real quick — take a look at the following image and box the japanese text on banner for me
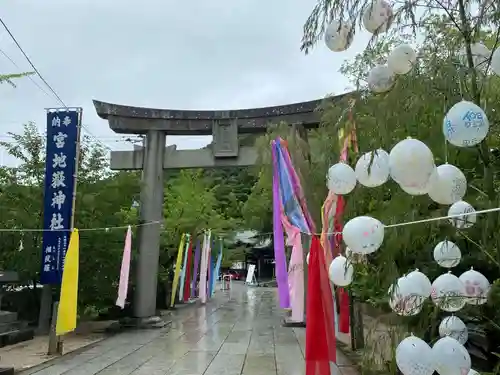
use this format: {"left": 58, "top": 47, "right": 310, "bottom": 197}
{"left": 40, "top": 110, "right": 80, "bottom": 285}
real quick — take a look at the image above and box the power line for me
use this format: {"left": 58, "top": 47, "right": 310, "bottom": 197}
{"left": 0, "top": 205, "right": 496, "bottom": 234}
{"left": 0, "top": 133, "right": 131, "bottom": 140}
{"left": 0, "top": 17, "right": 66, "bottom": 107}
{"left": 0, "top": 133, "right": 144, "bottom": 146}
{"left": 0, "top": 132, "right": 211, "bottom": 144}
{"left": 80, "top": 125, "right": 115, "bottom": 151}
{"left": 0, "top": 19, "right": 211, "bottom": 154}
{"left": 0, "top": 47, "right": 52, "bottom": 97}
{"left": 0, "top": 17, "right": 115, "bottom": 152}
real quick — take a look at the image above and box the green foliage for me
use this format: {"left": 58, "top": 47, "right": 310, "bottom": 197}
{"left": 206, "top": 167, "right": 257, "bottom": 221}
{"left": 0, "top": 124, "right": 245, "bottom": 315}
{"left": 221, "top": 246, "right": 247, "bottom": 268}
{"left": 0, "top": 72, "right": 35, "bottom": 88}
{"left": 158, "top": 169, "right": 240, "bottom": 281}
{"left": 244, "top": 8, "right": 500, "bottom": 372}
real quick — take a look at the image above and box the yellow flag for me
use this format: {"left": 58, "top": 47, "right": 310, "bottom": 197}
{"left": 170, "top": 234, "right": 186, "bottom": 307}
{"left": 56, "top": 229, "right": 79, "bottom": 336}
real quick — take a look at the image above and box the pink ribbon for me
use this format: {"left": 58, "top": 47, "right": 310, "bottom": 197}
{"left": 116, "top": 226, "right": 132, "bottom": 309}
{"left": 284, "top": 217, "right": 305, "bottom": 322}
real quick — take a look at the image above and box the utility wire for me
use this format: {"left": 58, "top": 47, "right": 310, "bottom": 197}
{"left": 0, "top": 205, "right": 497, "bottom": 234}
{"left": 0, "top": 20, "right": 211, "bottom": 153}
{"left": 0, "top": 47, "right": 52, "bottom": 97}
{"left": 0, "top": 17, "right": 114, "bottom": 152}
{"left": 0, "top": 17, "right": 66, "bottom": 106}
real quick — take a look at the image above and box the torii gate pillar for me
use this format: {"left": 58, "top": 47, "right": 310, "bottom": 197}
{"left": 134, "top": 130, "right": 165, "bottom": 322}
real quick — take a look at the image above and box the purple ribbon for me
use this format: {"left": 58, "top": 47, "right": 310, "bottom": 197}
{"left": 279, "top": 138, "right": 315, "bottom": 233}
{"left": 272, "top": 141, "right": 290, "bottom": 308}
{"left": 191, "top": 240, "right": 201, "bottom": 298}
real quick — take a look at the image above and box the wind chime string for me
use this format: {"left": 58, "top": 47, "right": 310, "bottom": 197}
{"left": 384, "top": 206, "right": 500, "bottom": 228}
{"left": 443, "top": 102, "right": 449, "bottom": 164}
{"left": 299, "top": 205, "right": 500, "bottom": 235}
{"left": 0, "top": 220, "right": 164, "bottom": 233}
{"left": 0, "top": 205, "right": 498, "bottom": 236}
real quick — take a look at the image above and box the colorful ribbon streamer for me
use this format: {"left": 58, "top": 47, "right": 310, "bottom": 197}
{"left": 199, "top": 230, "right": 211, "bottom": 304}
{"left": 272, "top": 142, "right": 291, "bottom": 309}
{"left": 116, "top": 226, "right": 132, "bottom": 309}
{"left": 284, "top": 222, "right": 305, "bottom": 322}
{"left": 183, "top": 240, "right": 193, "bottom": 302}
{"left": 305, "top": 236, "right": 336, "bottom": 375}
{"left": 179, "top": 235, "right": 191, "bottom": 302}
{"left": 208, "top": 253, "right": 214, "bottom": 297}
{"left": 191, "top": 240, "right": 201, "bottom": 298}
{"left": 170, "top": 234, "right": 186, "bottom": 307}
{"left": 56, "top": 229, "right": 79, "bottom": 336}
{"left": 272, "top": 137, "right": 316, "bottom": 318}
{"left": 212, "top": 239, "right": 223, "bottom": 295}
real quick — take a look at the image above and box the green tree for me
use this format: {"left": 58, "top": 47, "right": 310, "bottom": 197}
{"left": 243, "top": 9, "right": 500, "bottom": 371}
{"left": 299, "top": 0, "right": 500, "bottom": 370}
{"left": 0, "top": 123, "right": 142, "bottom": 315}
{"left": 0, "top": 123, "right": 252, "bottom": 319}
{"left": 207, "top": 167, "right": 256, "bottom": 221}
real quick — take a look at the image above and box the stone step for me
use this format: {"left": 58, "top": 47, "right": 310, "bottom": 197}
{"left": 0, "top": 312, "right": 17, "bottom": 325}
{"left": 0, "top": 320, "right": 26, "bottom": 334}
{"left": 0, "top": 328, "right": 34, "bottom": 348}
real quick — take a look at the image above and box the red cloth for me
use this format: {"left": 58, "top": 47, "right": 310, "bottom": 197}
{"left": 332, "top": 195, "right": 350, "bottom": 334}
{"left": 306, "top": 236, "right": 336, "bottom": 375}
{"left": 183, "top": 239, "right": 193, "bottom": 302}
{"left": 338, "top": 288, "right": 350, "bottom": 333}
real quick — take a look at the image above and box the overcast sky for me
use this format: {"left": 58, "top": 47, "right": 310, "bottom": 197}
{"left": 0, "top": 0, "right": 370, "bottom": 165}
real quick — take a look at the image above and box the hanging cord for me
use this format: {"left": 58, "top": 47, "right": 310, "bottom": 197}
{"left": 0, "top": 220, "right": 163, "bottom": 233}
{"left": 444, "top": 101, "right": 449, "bottom": 164}
{"left": 444, "top": 137, "right": 449, "bottom": 164}
{"left": 2, "top": 206, "right": 497, "bottom": 235}
{"left": 458, "top": 74, "right": 464, "bottom": 99}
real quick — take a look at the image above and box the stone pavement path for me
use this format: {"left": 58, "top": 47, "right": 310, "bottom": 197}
{"left": 20, "top": 283, "right": 356, "bottom": 375}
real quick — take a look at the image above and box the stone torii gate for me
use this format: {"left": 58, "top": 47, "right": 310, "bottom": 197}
{"left": 93, "top": 98, "right": 336, "bottom": 326}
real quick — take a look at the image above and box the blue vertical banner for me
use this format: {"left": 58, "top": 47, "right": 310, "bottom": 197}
{"left": 208, "top": 254, "right": 214, "bottom": 297}
{"left": 211, "top": 238, "right": 223, "bottom": 296}
{"left": 40, "top": 109, "right": 81, "bottom": 285}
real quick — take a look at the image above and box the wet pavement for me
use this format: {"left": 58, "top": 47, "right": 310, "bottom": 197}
{"left": 20, "top": 283, "right": 356, "bottom": 375}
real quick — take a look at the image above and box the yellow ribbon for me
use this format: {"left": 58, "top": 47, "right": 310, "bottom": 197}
{"left": 56, "top": 229, "right": 79, "bottom": 336}
{"left": 170, "top": 233, "right": 186, "bottom": 307}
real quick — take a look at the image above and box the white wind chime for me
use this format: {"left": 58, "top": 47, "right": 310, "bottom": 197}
{"left": 322, "top": 2, "right": 499, "bottom": 375}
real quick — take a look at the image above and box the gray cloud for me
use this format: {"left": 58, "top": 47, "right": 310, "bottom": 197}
{"left": 0, "top": 0, "right": 370, "bottom": 165}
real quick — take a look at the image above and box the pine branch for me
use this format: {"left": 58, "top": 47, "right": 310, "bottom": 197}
{"left": 0, "top": 71, "right": 35, "bottom": 88}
